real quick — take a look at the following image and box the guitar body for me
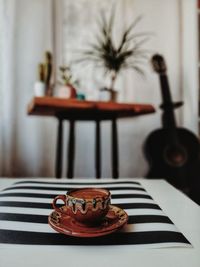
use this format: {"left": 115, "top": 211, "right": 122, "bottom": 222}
{"left": 144, "top": 54, "right": 200, "bottom": 193}
{"left": 144, "top": 127, "right": 199, "bottom": 190}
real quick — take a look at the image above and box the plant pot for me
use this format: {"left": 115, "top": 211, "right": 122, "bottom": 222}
{"left": 57, "top": 84, "right": 77, "bottom": 99}
{"left": 99, "top": 88, "right": 118, "bottom": 102}
{"left": 34, "top": 81, "right": 45, "bottom": 97}
{"left": 110, "top": 89, "right": 118, "bottom": 102}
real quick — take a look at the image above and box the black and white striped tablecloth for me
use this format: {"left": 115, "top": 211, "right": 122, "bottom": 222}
{"left": 0, "top": 179, "right": 191, "bottom": 248}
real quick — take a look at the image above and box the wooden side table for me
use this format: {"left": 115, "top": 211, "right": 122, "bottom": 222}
{"left": 27, "top": 97, "right": 155, "bottom": 179}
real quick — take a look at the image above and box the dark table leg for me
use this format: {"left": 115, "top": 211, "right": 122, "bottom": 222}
{"left": 95, "top": 120, "right": 101, "bottom": 179}
{"left": 55, "top": 118, "right": 63, "bottom": 179}
{"left": 111, "top": 118, "right": 119, "bottom": 178}
{"left": 67, "top": 120, "right": 75, "bottom": 179}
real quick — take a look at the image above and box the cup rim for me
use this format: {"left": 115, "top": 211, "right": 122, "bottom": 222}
{"left": 67, "top": 188, "right": 111, "bottom": 201}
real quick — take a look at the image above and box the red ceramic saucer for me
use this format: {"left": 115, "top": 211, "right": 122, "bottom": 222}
{"left": 48, "top": 205, "right": 128, "bottom": 238}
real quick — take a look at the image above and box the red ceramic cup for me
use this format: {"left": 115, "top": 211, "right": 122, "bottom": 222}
{"left": 52, "top": 188, "right": 111, "bottom": 225}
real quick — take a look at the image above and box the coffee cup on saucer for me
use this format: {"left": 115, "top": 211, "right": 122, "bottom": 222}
{"left": 52, "top": 188, "right": 111, "bottom": 225}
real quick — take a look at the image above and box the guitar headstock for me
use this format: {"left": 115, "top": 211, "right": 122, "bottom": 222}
{"left": 151, "top": 54, "right": 167, "bottom": 74}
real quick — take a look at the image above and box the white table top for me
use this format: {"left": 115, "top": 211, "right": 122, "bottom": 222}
{"left": 0, "top": 178, "right": 200, "bottom": 267}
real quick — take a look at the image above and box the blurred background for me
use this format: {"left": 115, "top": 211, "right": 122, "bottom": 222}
{"left": 0, "top": 0, "right": 198, "bottom": 178}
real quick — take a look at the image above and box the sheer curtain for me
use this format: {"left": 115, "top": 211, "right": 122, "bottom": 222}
{"left": 0, "top": 0, "right": 55, "bottom": 177}
{"left": 0, "top": 0, "right": 17, "bottom": 176}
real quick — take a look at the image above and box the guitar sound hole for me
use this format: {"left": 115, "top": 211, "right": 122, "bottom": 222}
{"left": 164, "top": 145, "right": 187, "bottom": 167}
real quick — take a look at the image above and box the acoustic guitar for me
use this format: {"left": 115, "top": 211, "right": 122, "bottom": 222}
{"left": 144, "top": 54, "right": 200, "bottom": 192}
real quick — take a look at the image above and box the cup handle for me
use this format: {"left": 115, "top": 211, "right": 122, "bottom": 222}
{"left": 52, "top": 195, "right": 66, "bottom": 213}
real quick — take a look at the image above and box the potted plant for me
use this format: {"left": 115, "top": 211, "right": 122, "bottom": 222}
{"left": 75, "top": 8, "right": 151, "bottom": 101}
{"left": 57, "top": 66, "right": 77, "bottom": 99}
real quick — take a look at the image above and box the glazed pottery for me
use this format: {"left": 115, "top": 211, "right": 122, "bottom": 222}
{"left": 52, "top": 188, "right": 111, "bottom": 225}
{"left": 48, "top": 205, "right": 128, "bottom": 237}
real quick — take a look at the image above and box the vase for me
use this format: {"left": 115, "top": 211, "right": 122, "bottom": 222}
{"left": 110, "top": 89, "right": 118, "bottom": 102}
{"left": 57, "top": 84, "right": 77, "bottom": 99}
{"left": 34, "top": 81, "right": 45, "bottom": 97}
{"left": 99, "top": 88, "right": 118, "bottom": 102}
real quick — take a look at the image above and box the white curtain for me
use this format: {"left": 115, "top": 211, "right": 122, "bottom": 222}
{"left": 0, "top": 0, "right": 55, "bottom": 177}
{"left": 0, "top": 0, "right": 17, "bottom": 176}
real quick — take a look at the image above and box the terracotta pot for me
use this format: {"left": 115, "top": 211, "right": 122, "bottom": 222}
{"left": 57, "top": 84, "right": 77, "bottom": 99}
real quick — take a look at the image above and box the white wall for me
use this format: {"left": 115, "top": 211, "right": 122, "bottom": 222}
{"left": 181, "top": 0, "right": 198, "bottom": 132}
{"left": 1, "top": 0, "right": 198, "bottom": 178}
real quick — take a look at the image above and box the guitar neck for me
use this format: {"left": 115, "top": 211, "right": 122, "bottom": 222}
{"left": 159, "top": 74, "right": 177, "bottom": 129}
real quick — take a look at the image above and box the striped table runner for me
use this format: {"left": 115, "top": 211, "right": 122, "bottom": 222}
{"left": 0, "top": 179, "right": 191, "bottom": 248}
